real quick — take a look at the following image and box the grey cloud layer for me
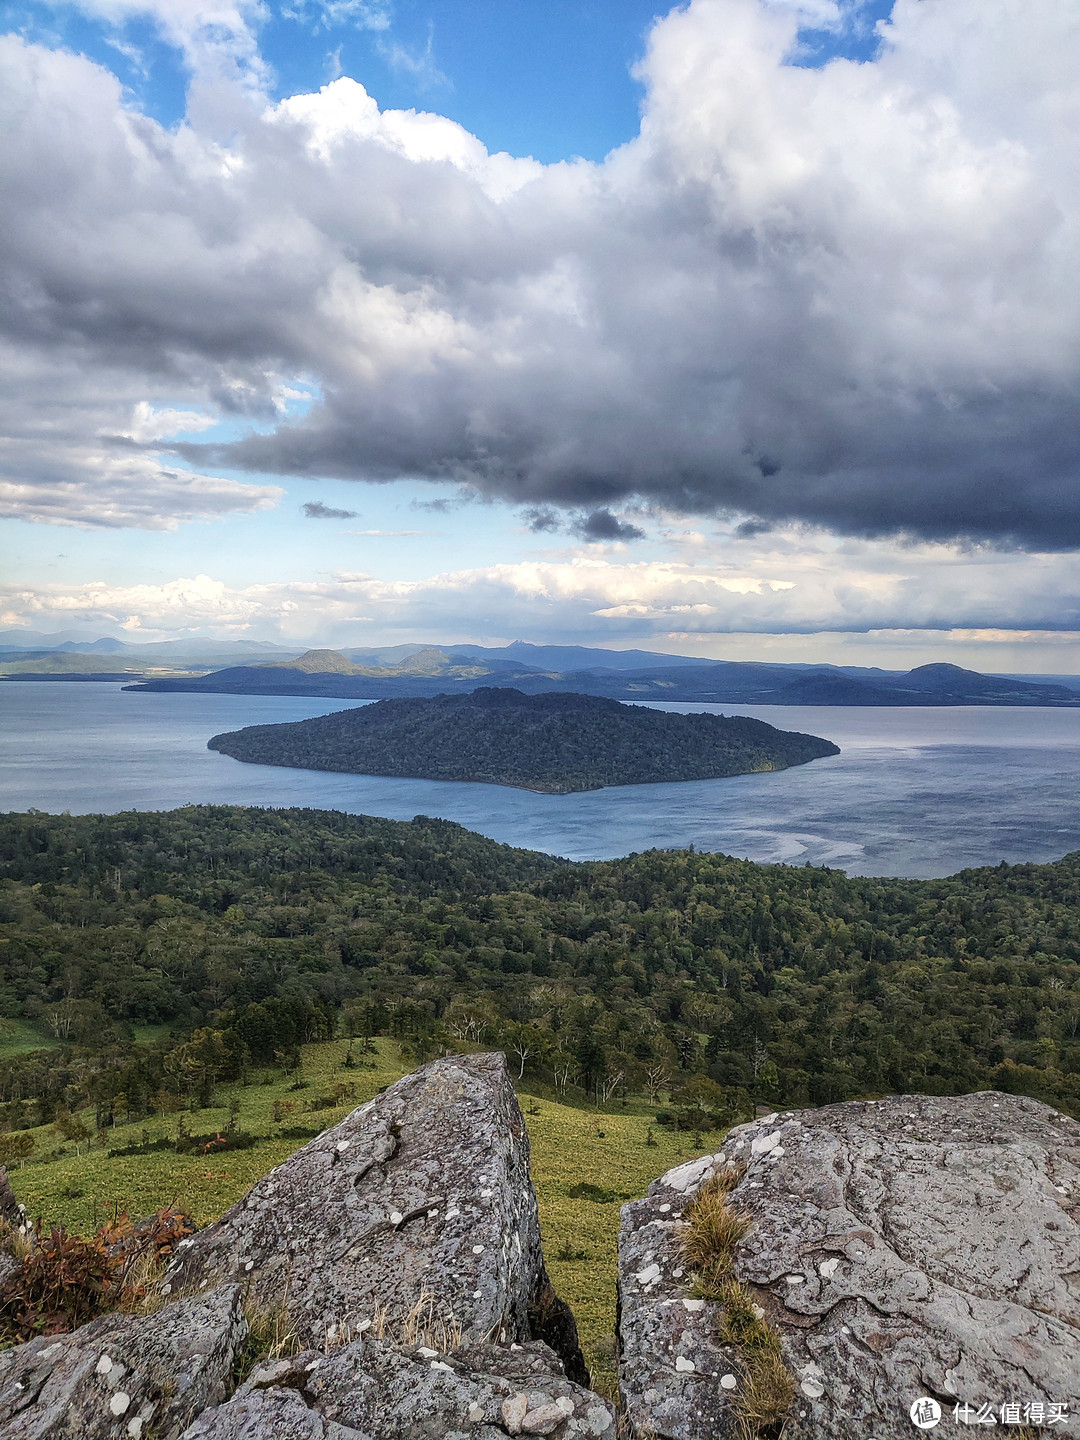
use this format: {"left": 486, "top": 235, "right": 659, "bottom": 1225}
{"left": 3, "top": 0, "right": 1080, "bottom": 541}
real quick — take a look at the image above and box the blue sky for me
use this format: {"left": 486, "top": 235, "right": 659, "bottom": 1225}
{"left": 10, "top": 0, "right": 897, "bottom": 159}
{"left": 2, "top": 0, "right": 1079, "bottom": 668}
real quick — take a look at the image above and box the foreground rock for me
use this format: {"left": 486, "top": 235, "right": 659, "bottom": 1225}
{"left": 0, "top": 1285, "right": 245, "bottom": 1440}
{"left": 619, "top": 1092, "right": 1080, "bottom": 1439}
{"left": 0, "top": 1168, "right": 23, "bottom": 1230}
{"left": 181, "top": 1335, "right": 615, "bottom": 1440}
{"left": 164, "top": 1053, "right": 584, "bottom": 1380}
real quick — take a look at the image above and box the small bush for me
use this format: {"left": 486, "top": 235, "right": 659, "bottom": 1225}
{"left": 567, "top": 1181, "right": 631, "bottom": 1205}
{"left": 0, "top": 1207, "right": 194, "bottom": 1343}
{"left": 555, "top": 1240, "right": 591, "bottom": 1261}
{"left": 108, "top": 1130, "right": 256, "bottom": 1158}
{"left": 654, "top": 1106, "right": 724, "bottom": 1132}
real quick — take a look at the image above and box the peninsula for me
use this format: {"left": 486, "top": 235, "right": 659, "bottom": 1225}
{"left": 207, "top": 687, "right": 840, "bottom": 792}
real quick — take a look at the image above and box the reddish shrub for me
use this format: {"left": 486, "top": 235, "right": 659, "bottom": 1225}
{"left": 0, "top": 1206, "right": 195, "bottom": 1342}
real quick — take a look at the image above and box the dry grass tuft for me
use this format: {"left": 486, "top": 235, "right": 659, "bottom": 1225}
{"left": 326, "top": 1289, "right": 462, "bottom": 1355}
{"left": 679, "top": 1171, "right": 794, "bottom": 1439}
{"left": 398, "top": 1289, "right": 463, "bottom": 1351}
{"left": 0, "top": 1219, "right": 33, "bottom": 1264}
{"left": 681, "top": 1171, "right": 752, "bottom": 1295}
{"left": 235, "top": 1296, "right": 302, "bottom": 1384}
{"left": 734, "top": 1341, "right": 796, "bottom": 1440}
{"left": 710, "top": 1161, "right": 749, "bottom": 1196}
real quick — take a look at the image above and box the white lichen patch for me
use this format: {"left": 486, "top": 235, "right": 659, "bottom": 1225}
{"left": 751, "top": 1131, "right": 782, "bottom": 1158}
{"left": 800, "top": 1362, "right": 825, "bottom": 1399}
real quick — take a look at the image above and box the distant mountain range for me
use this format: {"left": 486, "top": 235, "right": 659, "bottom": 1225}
{"left": 2, "top": 631, "right": 1077, "bottom": 705}
{"left": 108, "top": 645, "right": 1080, "bottom": 707}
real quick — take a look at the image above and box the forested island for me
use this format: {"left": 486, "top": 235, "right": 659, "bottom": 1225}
{"left": 0, "top": 806, "right": 1077, "bottom": 1131}
{"left": 206, "top": 688, "right": 840, "bottom": 792}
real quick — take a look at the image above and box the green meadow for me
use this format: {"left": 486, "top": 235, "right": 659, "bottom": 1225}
{"left": 3, "top": 1038, "right": 705, "bottom": 1386}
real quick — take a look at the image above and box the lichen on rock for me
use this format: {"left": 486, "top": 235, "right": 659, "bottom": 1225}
{"left": 618, "top": 1091, "right": 1080, "bottom": 1439}
{"left": 0, "top": 1284, "right": 247, "bottom": 1440}
{"left": 163, "top": 1053, "right": 586, "bottom": 1381}
{"left": 179, "top": 1335, "right": 614, "bottom": 1440}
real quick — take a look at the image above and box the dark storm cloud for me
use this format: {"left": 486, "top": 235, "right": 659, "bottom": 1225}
{"left": 735, "top": 519, "right": 774, "bottom": 539}
{"left": 575, "top": 509, "right": 647, "bottom": 542}
{"left": 302, "top": 500, "right": 358, "bottom": 518}
{"left": 3, "top": 0, "right": 1080, "bottom": 546}
{"left": 523, "top": 506, "right": 560, "bottom": 533}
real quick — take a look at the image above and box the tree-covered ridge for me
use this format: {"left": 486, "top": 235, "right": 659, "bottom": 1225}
{"left": 0, "top": 807, "right": 1077, "bottom": 1129}
{"left": 207, "top": 689, "right": 840, "bottom": 792}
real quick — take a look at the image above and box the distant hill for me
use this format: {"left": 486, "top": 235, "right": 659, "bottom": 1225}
{"left": 264, "top": 647, "right": 487, "bottom": 677}
{"left": 771, "top": 663, "right": 1080, "bottom": 706}
{"left": 207, "top": 688, "right": 841, "bottom": 793}
{"left": 128, "top": 651, "right": 1080, "bottom": 707}
{"left": 6, "top": 630, "right": 1077, "bottom": 706}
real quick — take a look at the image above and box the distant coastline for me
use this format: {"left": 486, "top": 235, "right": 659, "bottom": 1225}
{"left": 131, "top": 650, "right": 1080, "bottom": 707}
{"left": 3, "top": 637, "right": 1078, "bottom": 706}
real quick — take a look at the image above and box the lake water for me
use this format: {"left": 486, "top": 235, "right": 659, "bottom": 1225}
{"left": 2, "top": 682, "right": 1079, "bottom": 878}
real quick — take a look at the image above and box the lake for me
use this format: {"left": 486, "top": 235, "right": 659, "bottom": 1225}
{"left": 2, "top": 682, "right": 1079, "bottom": 878}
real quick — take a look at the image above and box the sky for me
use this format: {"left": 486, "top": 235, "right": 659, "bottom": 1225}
{"left": 1, "top": 0, "right": 1079, "bottom": 670}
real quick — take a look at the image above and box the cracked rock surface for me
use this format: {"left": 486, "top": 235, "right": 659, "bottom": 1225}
{"left": 179, "top": 1336, "right": 615, "bottom": 1440}
{"left": 618, "top": 1092, "right": 1080, "bottom": 1439}
{"left": 0, "top": 1284, "right": 246, "bottom": 1440}
{"left": 163, "top": 1053, "right": 582, "bottom": 1377}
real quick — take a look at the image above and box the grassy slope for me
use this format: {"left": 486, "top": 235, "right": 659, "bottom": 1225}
{"left": 0, "top": 1019, "right": 53, "bottom": 1057}
{"left": 4, "top": 1039, "right": 697, "bottom": 1380}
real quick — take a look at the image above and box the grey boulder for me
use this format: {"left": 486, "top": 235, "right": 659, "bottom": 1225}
{"left": 0, "top": 1284, "right": 246, "bottom": 1440}
{"left": 162, "top": 1053, "right": 583, "bottom": 1379}
{"left": 619, "top": 1091, "right": 1080, "bottom": 1439}
{"left": 180, "top": 1335, "right": 614, "bottom": 1440}
{"left": 0, "top": 1168, "right": 23, "bottom": 1229}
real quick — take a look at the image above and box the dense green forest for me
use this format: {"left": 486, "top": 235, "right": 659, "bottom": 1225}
{"left": 0, "top": 806, "right": 1077, "bottom": 1135}
{"left": 207, "top": 688, "right": 840, "bottom": 792}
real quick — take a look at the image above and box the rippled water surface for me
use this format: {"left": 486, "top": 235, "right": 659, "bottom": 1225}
{"left": 3, "top": 683, "right": 1079, "bottom": 877}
